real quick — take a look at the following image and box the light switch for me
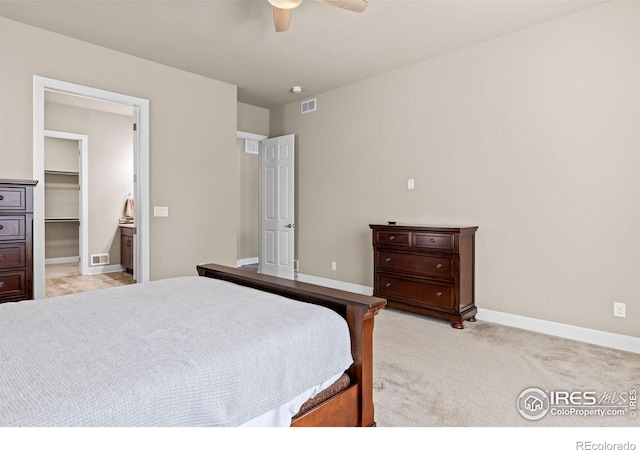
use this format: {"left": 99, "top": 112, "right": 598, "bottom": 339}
{"left": 154, "top": 206, "right": 169, "bottom": 217}
{"left": 408, "top": 179, "right": 415, "bottom": 190}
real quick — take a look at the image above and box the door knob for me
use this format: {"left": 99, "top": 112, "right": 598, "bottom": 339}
{"left": 285, "top": 224, "right": 295, "bottom": 229}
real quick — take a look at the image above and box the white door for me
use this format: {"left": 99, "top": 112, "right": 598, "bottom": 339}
{"left": 259, "top": 134, "right": 295, "bottom": 279}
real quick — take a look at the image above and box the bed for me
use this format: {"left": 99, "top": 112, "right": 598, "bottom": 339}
{"left": 0, "top": 263, "right": 386, "bottom": 427}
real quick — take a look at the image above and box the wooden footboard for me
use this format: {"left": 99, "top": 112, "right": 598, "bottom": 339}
{"left": 196, "top": 263, "right": 386, "bottom": 427}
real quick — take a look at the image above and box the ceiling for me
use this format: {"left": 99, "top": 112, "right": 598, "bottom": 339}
{"left": 0, "top": 0, "right": 604, "bottom": 109}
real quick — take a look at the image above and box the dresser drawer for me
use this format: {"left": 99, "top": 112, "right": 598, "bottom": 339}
{"left": 413, "top": 232, "right": 454, "bottom": 251}
{"left": 375, "top": 231, "right": 411, "bottom": 246}
{"left": 0, "top": 216, "right": 26, "bottom": 241}
{"left": 377, "top": 274, "right": 454, "bottom": 310}
{"left": 0, "top": 270, "right": 27, "bottom": 299}
{"left": 0, "top": 243, "right": 26, "bottom": 269}
{"left": 0, "top": 187, "right": 27, "bottom": 211}
{"left": 377, "top": 251, "right": 452, "bottom": 280}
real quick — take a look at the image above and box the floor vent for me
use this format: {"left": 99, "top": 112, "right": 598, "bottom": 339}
{"left": 301, "top": 98, "right": 317, "bottom": 114}
{"left": 91, "top": 254, "right": 110, "bottom": 266}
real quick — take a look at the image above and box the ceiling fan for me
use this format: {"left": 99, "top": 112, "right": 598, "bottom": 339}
{"left": 268, "top": 0, "right": 368, "bottom": 32}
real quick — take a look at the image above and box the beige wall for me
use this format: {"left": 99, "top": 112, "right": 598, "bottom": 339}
{"left": 238, "top": 102, "right": 269, "bottom": 136}
{"left": 270, "top": 1, "right": 640, "bottom": 338}
{"left": 0, "top": 16, "right": 238, "bottom": 279}
{"left": 45, "top": 102, "right": 134, "bottom": 265}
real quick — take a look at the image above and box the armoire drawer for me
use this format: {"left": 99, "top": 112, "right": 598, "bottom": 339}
{"left": 377, "top": 274, "right": 454, "bottom": 310}
{"left": 0, "top": 187, "right": 27, "bottom": 211}
{"left": 0, "top": 243, "right": 27, "bottom": 269}
{"left": 0, "top": 216, "right": 26, "bottom": 241}
{"left": 377, "top": 251, "right": 452, "bottom": 280}
{"left": 374, "top": 231, "right": 411, "bottom": 247}
{"left": 413, "top": 232, "right": 454, "bottom": 251}
{"left": 0, "top": 270, "right": 27, "bottom": 300}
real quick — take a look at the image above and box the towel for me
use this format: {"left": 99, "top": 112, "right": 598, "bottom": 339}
{"left": 124, "top": 197, "right": 134, "bottom": 218}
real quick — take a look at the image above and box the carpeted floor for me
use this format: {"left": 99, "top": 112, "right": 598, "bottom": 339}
{"left": 45, "top": 263, "right": 135, "bottom": 298}
{"left": 372, "top": 308, "right": 640, "bottom": 427}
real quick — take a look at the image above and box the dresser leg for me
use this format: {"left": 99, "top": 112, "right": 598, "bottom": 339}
{"left": 467, "top": 316, "right": 477, "bottom": 322}
{"left": 451, "top": 321, "right": 464, "bottom": 329}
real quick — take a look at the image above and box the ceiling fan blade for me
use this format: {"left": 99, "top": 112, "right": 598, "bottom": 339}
{"left": 273, "top": 6, "right": 291, "bottom": 32}
{"left": 317, "top": 0, "right": 368, "bottom": 13}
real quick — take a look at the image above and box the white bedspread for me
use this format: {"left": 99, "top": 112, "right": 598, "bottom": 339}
{"left": 0, "top": 276, "right": 353, "bottom": 426}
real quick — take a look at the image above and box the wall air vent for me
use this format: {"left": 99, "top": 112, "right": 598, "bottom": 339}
{"left": 91, "top": 253, "right": 110, "bottom": 266}
{"left": 244, "top": 139, "right": 259, "bottom": 154}
{"left": 301, "top": 98, "right": 317, "bottom": 114}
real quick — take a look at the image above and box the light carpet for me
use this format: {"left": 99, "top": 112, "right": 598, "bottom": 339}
{"left": 372, "top": 308, "right": 640, "bottom": 427}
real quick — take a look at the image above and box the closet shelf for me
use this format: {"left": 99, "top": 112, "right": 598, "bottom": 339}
{"left": 45, "top": 217, "right": 80, "bottom": 223}
{"left": 45, "top": 170, "right": 79, "bottom": 176}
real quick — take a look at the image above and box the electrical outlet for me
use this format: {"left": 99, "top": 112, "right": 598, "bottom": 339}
{"left": 331, "top": 261, "right": 337, "bottom": 271}
{"left": 613, "top": 302, "right": 626, "bottom": 318}
{"left": 294, "top": 260, "right": 299, "bottom": 272}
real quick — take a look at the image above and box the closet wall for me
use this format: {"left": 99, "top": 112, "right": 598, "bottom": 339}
{"left": 236, "top": 102, "right": 269, "bottom": 264}
{"left": 44, "top": 100, "right": 134, "bottom": 268}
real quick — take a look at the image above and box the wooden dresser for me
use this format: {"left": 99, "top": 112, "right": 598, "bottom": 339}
{"left": 0, "top": 179, "right": 38, "bottom": 303}
{"left": 370, "top": 224, "right": 478, "bottom": 329}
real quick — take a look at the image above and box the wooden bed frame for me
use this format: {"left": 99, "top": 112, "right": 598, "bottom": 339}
{"left": 197, "top": 263, "right": 386, "bottom": 427}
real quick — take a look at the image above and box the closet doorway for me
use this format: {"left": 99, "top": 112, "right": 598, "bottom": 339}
{"left": 43, "top": 130, "right": 88, "bottom": 278}
{"left": 33, "top": 76, "right": 150, "bottom": 300}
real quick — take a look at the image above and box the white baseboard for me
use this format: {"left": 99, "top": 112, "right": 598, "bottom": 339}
{"left": 45, "top": 256, "right": 79, "bottom": 265}
{"left": 477, "top": 308, "right": 640, "bottom": 354}
{"left": 84, "top": 264, "right": 126, "bottom": 275}
{"left": 236, "top": 257, "right": 259, "bottom": 267}
{"left": 293, "top": 272, "right": 639, "bottom": 354}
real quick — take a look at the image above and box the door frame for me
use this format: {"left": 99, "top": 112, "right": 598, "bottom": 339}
{"left": 33, "top": 76, "right": 150, "bottom": 299}
{"left": 43, "top": 130, "right": 89, "bottom": 275}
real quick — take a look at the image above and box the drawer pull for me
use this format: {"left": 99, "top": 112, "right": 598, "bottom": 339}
{"left": 436, "top": 263, "right": 443, "bottom": 269}
{"left": 0, "top": 195, "right": 3, "bottom": 201}
{"left": 389, "top": 235, "right": 395, "bottom": 241}
{"left": 385, "top": 282, "right": 392, "bottom": 288}
{"left": 0, "top": 225, "right": 3, "bottom": 230}
{"left": 430, "top": 238, "right": 436, "bottom": 243}
{"left": 385, "top": 257, "right": 391, "bottom": 263}
{"left": 0, "top": 282, "right": 4, "bottom": 288}
{"left": 436, "top": 291, "right": 443, "bottom": 297}
{"left": 0, "top": 254, "right": 4, "bottom": 260}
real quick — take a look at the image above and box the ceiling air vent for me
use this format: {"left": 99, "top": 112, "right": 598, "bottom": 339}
{"left": 301, "top": 98, "right": 317, "bottom": 114}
